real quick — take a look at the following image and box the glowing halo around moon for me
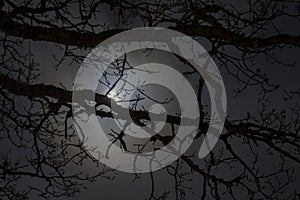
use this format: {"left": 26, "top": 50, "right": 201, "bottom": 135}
{"left": 72, "top": 27, "right": 227, "bottom": 173}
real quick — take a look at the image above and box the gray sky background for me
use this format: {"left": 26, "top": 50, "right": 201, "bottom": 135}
{"left": 1, "top": 0, "right": 299, "bottom": 199}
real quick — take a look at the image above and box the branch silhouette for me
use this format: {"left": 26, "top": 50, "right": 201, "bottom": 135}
{"left": 0, "top": 0, "right": 299, "bottom": 199}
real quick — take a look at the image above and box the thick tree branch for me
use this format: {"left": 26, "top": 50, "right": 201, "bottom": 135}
{"left": 1, "top": 10, "right": 300, "bottom": 49}
{"left": 173, "top": 25, "right": 300, "bottom": 49}
{"left": 1, "top": 73, "right": 299, "bottom": 164}
{"left": 0, "top": 10, "right": 124, "bottom": 48}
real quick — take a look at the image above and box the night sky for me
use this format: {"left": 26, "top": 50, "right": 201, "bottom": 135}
{"left": 0, "top": 0, "right": 299, "bottom": 199}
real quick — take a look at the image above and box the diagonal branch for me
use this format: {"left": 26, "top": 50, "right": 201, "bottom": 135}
{"left": 1, "top": 73, "right": 299, "bottom": 163}
{"left": 0, "top": 10, "right": 124, "bottom": 48}
{"left": 1, "top": 10, "right": 300, "bottom": 49}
